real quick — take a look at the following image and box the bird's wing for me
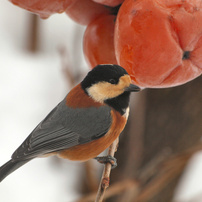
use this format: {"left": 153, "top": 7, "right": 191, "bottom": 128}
{"left": 12, "top": 98, "right": 112, "bottom": 160}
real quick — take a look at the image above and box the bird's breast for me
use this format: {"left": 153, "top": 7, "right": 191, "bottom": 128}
{"left": 57, "top": 110, "right": 127, "bottom": 161}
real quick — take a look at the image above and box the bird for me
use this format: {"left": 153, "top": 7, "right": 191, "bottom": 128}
{"left": 0, "top": 64, "right": 140, "bottom": 182}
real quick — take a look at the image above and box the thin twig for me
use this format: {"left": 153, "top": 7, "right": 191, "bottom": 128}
{"left": 119, "top": 148, "right": 171, "bottom": 202}
{"left": 27, "top": 14, "right": 39, "bottom": 52}
{"left": 133, "top": 143, "right": 202, "bottom": 202}
{"left": 137, "top": 147, "right": 172, "bottom": 183}
{"left": 76, "top": 142, "right": 202, "bottom": 202}
{"left": 95, "top": 138, "right": 119, "bottom": 202}
{"left": 77, "top": 179, "right": 138, "bottom": 202}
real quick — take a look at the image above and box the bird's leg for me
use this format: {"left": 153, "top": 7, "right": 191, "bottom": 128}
{"left": 94, "top": 155, "right": 117, "bottom": 169}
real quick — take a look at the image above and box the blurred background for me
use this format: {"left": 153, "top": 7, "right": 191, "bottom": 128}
{"left": 0, "top": 1, "right": 202, "bottom": 202}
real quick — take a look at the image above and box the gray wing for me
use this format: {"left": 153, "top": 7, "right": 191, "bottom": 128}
{"left": 12, "top": 98, "right": 112, "bottom": 160}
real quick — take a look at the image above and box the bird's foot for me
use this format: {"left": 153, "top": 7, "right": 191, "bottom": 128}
{"left": 94, "top": 155, "right": 117, "bottom": 169}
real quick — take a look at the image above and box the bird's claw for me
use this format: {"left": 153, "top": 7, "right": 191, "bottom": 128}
{"left": 94, "top": 155, "right": 117, "bottom": 169}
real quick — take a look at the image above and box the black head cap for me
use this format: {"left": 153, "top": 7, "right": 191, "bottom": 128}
{"left": 81, "top": 64, "right": 128, "bottom": 91}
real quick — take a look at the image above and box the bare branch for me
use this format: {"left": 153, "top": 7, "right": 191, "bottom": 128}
{"left": 27, "top": 14, "right": 39, "bottom": 52}
{"left": 77, "top": 179, "right": 138, "bottom": 202}
{"left": 133, "top": 143, "right": 202, "bottom": 202}
{"left": 95, "top": 138, "right": 119, "bottom": 202}
{"left": 77, "top": 142, "right": 202, "bottom": 202}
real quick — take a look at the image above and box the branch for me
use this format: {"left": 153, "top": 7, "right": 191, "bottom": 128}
{"left": 76, "top": 142, "right": 202, "bottom": 202}
{"left": 134, "top": 142, "right": 202, "bottom": 202}
{"left": 95, "top": 138, "right": 119, "bottom": 202}
{"left": 27, "top": 14, "right": 39, "bottom": 52}
{"left": 77, "top": 179, "right": 138, "bottom": 202}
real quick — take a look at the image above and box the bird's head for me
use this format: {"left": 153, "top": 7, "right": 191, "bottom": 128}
{"left": 81, "top": 64, "right": 140, "bottom": 104}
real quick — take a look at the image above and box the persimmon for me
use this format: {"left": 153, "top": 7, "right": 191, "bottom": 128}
{"left": 83, "top": 15, "right": 117, "bottom": 68}
{"left": 10, "top": 0, "right": 72, "bottom": 19}
{"left": 115, "top": 0, "right": 202, "bottom": 88}
{"left": 65, "top": 0, "right": 117, "bottom": 25}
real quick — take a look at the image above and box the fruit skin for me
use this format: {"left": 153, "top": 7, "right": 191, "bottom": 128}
{"left": 10, "top": 0, "right": 72, "bottom": 19}
{"left": 83, "top": 15, "right": 117, "bottom": 68}
{"left": 115, "top": 0, "right": 202, "bottom": 88}
{"left": 65, "top": 0, "right": 114, "bottom": 25}
{"left": 93, "top": 0, "right": 124, "bottom": 7}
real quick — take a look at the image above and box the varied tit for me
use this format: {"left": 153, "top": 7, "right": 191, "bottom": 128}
{"left": 0, "top": 64, "right": 140, "bottom": 182}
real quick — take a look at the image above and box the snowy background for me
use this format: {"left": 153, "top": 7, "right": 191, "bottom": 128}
{"left": 0, "top": 1, "right": 88, "bottom": 201}
{"left": 0, "top": 1, "right": 202, "bottom": 202}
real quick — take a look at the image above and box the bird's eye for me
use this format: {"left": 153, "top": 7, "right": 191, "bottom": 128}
{"left": 109, "top": 79, "right": 117, "bottom": 84}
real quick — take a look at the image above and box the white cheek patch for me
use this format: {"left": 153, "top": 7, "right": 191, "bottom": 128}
{"left": 87, "top": 82, "right": 122, "bottom": 103}
{"left": 86, "top": 85, "right": 106, "bottom": 103}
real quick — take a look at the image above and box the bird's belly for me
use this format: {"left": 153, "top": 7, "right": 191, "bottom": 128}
{"left": 57, "top": 110, "right": 127, "bottom": 161}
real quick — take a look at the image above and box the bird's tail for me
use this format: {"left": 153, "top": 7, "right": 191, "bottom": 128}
{"left": 0, "top": 159, "right": 30, "bottom": 182}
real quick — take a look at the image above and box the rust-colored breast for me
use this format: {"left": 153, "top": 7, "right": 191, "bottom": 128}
{"left": 58, "top": 110, "right": 127, "bottom": 161}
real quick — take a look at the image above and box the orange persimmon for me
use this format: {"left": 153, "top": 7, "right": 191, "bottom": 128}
{"left": 9, "top": 0, "right": 72, "bottom": 18}
{"left": 83, "top": 15, "right": 117, "bottom": 68}
{"left": 65, "top": 0, "right": 120, "bottom": 25}
{"left": 115, "top": 0, "right": 202, "bottom": 88}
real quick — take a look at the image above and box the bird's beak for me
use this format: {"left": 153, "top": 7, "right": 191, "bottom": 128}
{"left": 125, "top": 84, "right": 141, "bottom": 92}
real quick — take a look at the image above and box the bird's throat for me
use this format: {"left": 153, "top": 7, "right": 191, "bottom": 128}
{"left": 104, "top": 91, "right": 130, "bottom": 116}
